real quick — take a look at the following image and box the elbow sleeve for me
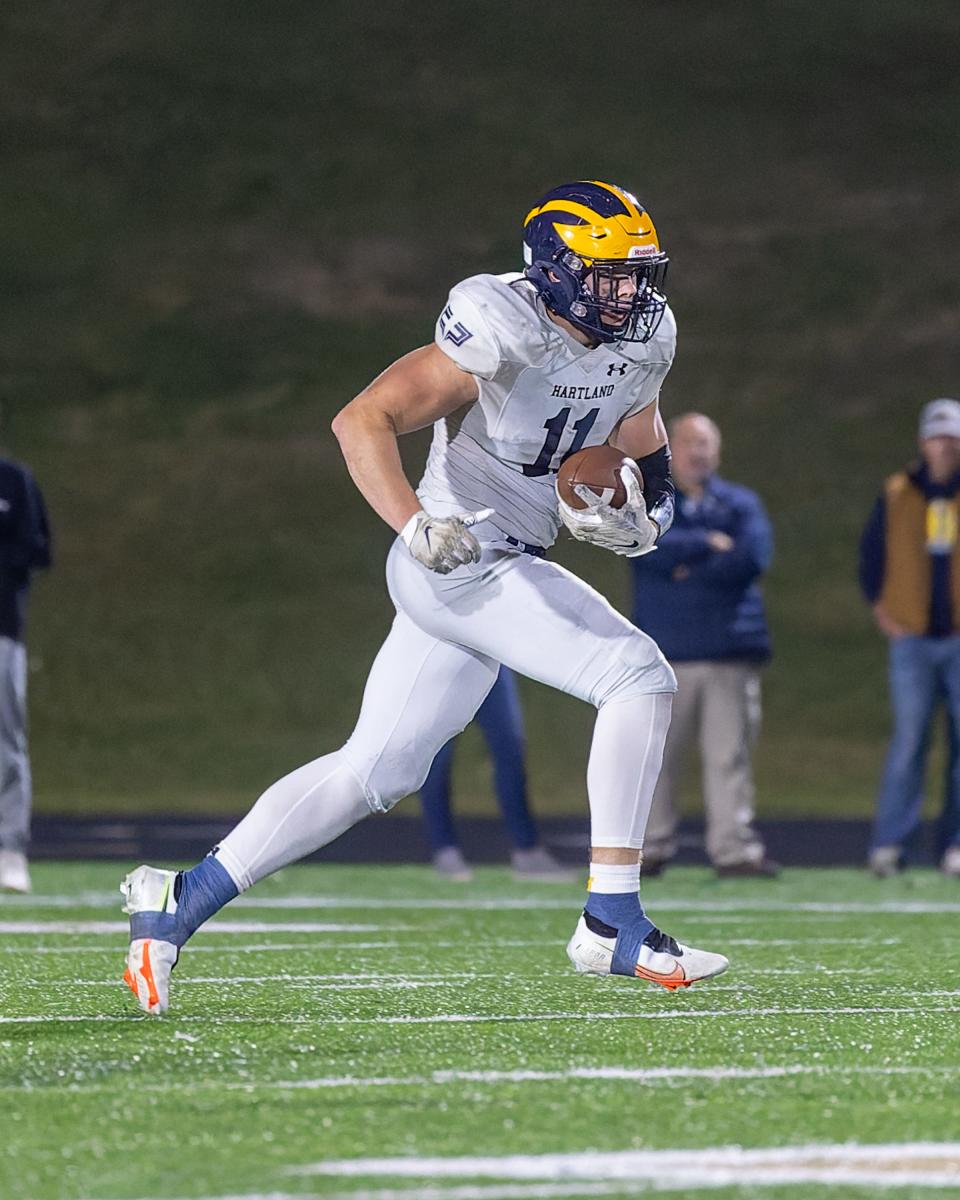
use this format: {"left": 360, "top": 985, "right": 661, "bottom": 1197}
{"left": 637, "top": 444, "right": 675, "bottom": 537}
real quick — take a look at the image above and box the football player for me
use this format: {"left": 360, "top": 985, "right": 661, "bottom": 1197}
{"left": 121, "top": 181, "right": 729, "bottom": 1013}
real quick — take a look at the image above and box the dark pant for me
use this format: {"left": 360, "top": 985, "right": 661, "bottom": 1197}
{"left": 419, "top": 666, "right": 538, "bottom": 853}
{"left": 872, "top": 635, "right": 960, "bottom": 855}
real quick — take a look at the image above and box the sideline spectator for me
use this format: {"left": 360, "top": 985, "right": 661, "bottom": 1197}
{"left": 420, "top": 666, "right": 574, "bottom": 882}
{"left": 0, "top": 447, "right": 52, "bottom": 894}
{"left": 859, "top": 397, "right": 960, "bottom": 878}
{"left": 629, "top": 413, "right": 778, "bottom": 877}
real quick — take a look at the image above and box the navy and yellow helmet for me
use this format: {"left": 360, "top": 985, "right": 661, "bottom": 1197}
{"left": 523, "top": 181, "right": 669, "bottom": 345}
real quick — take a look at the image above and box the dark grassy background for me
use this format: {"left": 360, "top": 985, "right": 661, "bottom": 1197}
{"left": 3, "top": 0, "right": 959, "bottom": 817}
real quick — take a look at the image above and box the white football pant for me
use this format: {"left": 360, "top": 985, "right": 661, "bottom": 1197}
{"left": 216, "top": 535, "right": 675, "bottom": 892}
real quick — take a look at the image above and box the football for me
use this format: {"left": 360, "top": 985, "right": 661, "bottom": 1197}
{"left": 556, "top": 445, "right": 644, "bottom": 510}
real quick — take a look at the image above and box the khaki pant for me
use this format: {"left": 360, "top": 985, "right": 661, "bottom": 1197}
{"left": 0, "top": 637, "right": 30, "bottom": 854}
{"left": 644, "top": 661, "right": 766, "bottom": 867}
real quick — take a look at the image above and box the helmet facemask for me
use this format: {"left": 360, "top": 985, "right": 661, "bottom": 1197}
{"left": 575, "top": 254, "right": 669, "bottom": 345}
{"left": 528, "top": 248, "right": 669, "bottom": 346}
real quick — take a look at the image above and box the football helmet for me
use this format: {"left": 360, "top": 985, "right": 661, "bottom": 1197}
{"left": 523, "top": 181, "right": 669, "bottom": 345}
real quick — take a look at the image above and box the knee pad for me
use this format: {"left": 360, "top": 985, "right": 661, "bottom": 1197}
{"left": 592, "top": 633, "right": 677, "bottom": 707}
{"left": 340, "top": 741, "right": 438, "bottom": 816}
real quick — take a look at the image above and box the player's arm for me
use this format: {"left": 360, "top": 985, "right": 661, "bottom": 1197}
{"left": 332, "top": 344, "right": 489, "bottom": 574}
{"left": 558, "top": 397, "right": 676, "bottom": 558}
{"left": 332, "top": 344, "right": 478, "bottom": 531}
{"left": 608, "top": 397, "right": 676, "bottom": 538}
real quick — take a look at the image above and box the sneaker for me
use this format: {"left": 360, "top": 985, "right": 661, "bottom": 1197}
{"left": 120, "top": 865, "right": 182, "bottom": 1014}
{"left": 869, "top": 846, "right": 903, "bottom": 879}
{"left": 0, "top": 849, "right": 31, "bottom": 893}
{"left": 566, "top": 912, "right": 729, "bottom": 991}
{"left": 511, "top": 845, "right": 578, "bottom": 883}
{"left": 432, "top": 846, "right": 473, "bottom": 882}
{"left": 715, "top": 857, "right": 781, "bottom": 879}
{"left": 941, "top": 845, "right": 960, "bottom": 877}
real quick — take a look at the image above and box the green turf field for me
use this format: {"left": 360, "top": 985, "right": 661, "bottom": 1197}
{"left": 2, "top": 863, "right": 959, "bottom": 1200}
{"left": 4, "top": 1, "right": 959, "bottom": 819}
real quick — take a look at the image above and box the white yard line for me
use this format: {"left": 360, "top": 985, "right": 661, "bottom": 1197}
{"left": 232, "top": 895, "right": 960, "bottom": 914}
{"left": 0, "top": 918, "right": 900, "bottom": 951}
{"left": 0, "top": 933, "right": 557, "bottom": 951}
{"left": 10, "top": 892, "right": 960, "bottom": 914}
{"left": 86, "top": 1188, "right": 676, "bottom": 1200}
{"left": 3, "top": 1004, "right": 959, "bottom": 1027}
{"left": 0, "top": 921, "right": 407, "bottom": 935}
{"left": 35, "top": 974, "right": 902, "bottom": 990}
{"left": 0, "top": 942, "right": 356, "bottom": 953}
{"left": 93, "top": 1189, "right": 666, "bottom": 1200}
{"left": 62, "top": 977, "right": 463, "bottom": 990}
{"left": 10, "top": 1063, "right": 956, "bottom": 1098}
{"left": 325, "top": 1005, "right": 960, "bottom": 1027}
{"left": 288, "top": 1141, "right": 960, "bottom": 1187}
{"left": 234, "top": 1064, "right": 957, "bottom": 1088}
{"left": 724, "top": 936, "right": 900, "bottom": 946}
{"left": 72, "top": 971, "right": 484, "bottom": 982}
{"left": 0, "top": 939, "right": 556, "bottom": 952}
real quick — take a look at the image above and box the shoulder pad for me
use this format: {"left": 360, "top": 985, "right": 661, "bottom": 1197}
{"left": 653, "top": 304, "right": 678, "bottom": 359}
{"left": 620, "top": 303, "right": 677, "bottom": 366}
{"left": 435, "top": 274, "right": 552, "bottom": 378}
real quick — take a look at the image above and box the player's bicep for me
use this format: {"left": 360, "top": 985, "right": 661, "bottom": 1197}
{"left": 347, "top": 344, "right": 480, "bottom": 435}
{"left": 609, "top": 397, "right": 668, "bottom": 460}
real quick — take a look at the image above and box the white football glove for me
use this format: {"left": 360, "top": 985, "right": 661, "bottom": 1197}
{"left": 558, "top": 466, "right": 659, "bottom": 557}
{"left": 400, "top": 507, "right": 495, "bottom": 575}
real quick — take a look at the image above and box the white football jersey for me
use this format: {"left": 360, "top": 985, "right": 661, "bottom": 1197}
{"left": 418, "top": 272, "right": 676, "bottom": 547}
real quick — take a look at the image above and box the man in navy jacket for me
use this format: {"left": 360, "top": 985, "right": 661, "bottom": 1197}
{"left": 630, "top": 413, "right": 777, "bottom": 876}
{"left": 0, "top": 454, "right": 52, "bottom": 893}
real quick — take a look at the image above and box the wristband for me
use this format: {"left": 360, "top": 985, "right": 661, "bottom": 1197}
{"left": 399, "top": 510, "right": 425, "bottom": 549}
{"left": 636, "top": 444, "right": 675, "bottom": 538}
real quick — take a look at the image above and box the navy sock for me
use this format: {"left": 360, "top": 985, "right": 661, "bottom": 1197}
{"left": 584, "top": 891, "right": 655, "bottom": 977}
{"left": 172, "top": 855, "right": 239, "bottom": 946}
{"left": 130, "top": 855, "right": 239, "bottom": 948}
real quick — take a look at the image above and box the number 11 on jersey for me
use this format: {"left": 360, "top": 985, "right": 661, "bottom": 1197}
{"left": 522, "top": 407, "right": 600, "bottom": 478}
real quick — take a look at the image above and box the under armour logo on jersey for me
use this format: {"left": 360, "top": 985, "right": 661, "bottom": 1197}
{"left": 439, "top": 304, "right": 473, "bottom": 348}
{"left": 607, "top": 362, "right": 628, "bottom": 377}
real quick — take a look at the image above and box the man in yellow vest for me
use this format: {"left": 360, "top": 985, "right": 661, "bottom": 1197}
{"left": 859, "top": 398, "right": 960, "bottom": 877}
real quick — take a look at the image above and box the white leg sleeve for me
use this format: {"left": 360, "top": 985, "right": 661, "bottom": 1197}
{"left": 387, "top": 540, "right": 677, "bottom": 852}
{"left": 215, "top": 608, "right": 499, "bottom": 891}
{"left": 216, "top": 755, "right": 369, "bottom": 892}
{"left": 341, "top": 612, "right": 499, "bottom": 811}
{"left": 587, "top": 692, "right": 673, "bottom": 849}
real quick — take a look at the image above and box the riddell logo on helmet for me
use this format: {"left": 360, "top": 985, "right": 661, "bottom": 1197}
{"left": 628, "top": 245, "right": 658, "bottom": 259}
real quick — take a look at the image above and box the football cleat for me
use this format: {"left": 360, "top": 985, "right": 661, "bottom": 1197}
{"left": 123, "top": 937, "right": 179, "bottom": 1015}
{"left": 120, "top": 865, "right": 182, "bottom": 1014}
{"left": 566, "top": 912, "right": 729, "bottom": 991}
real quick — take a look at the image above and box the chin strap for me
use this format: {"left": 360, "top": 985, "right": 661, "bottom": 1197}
{"left": 636, "top": 443, "right": 675, "bottom": 538}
